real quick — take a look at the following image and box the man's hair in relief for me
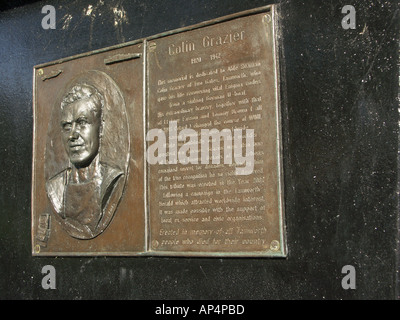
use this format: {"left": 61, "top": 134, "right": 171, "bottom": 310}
{"left": 61, "top": 83, "right": 104, "bottom": 117}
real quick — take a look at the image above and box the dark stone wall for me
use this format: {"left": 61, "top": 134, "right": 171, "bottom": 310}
{"left": 0, "top": 0, "right": 398, "bottom": 299}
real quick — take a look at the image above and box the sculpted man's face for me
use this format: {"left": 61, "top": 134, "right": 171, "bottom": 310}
{"left": 61, "top": 98, "right": 101, "bottom": 168}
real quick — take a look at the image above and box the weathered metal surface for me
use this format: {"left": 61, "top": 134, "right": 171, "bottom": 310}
{"left": 32, "top": 5, "right": 285, "bottom": 256}
{"left": 32, "top": 43, "right": 146, "bottom": 255}
{"left": 146, "top": 9, "right": 286, "bottom": 257}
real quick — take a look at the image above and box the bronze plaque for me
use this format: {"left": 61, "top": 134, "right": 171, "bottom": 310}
{"left": 32, "top": 5, "right": 286, "bottom": 256}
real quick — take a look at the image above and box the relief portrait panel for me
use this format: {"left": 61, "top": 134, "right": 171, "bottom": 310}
{"left": 32, "top": 42, "right": 145, "bottom": 255}
{"left": 44, "top": 70, "right": 130, "bottom": 240}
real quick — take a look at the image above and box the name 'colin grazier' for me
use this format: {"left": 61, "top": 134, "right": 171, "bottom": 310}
{"left": 168, "top": 30, "right": 245, "bottom": 55}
